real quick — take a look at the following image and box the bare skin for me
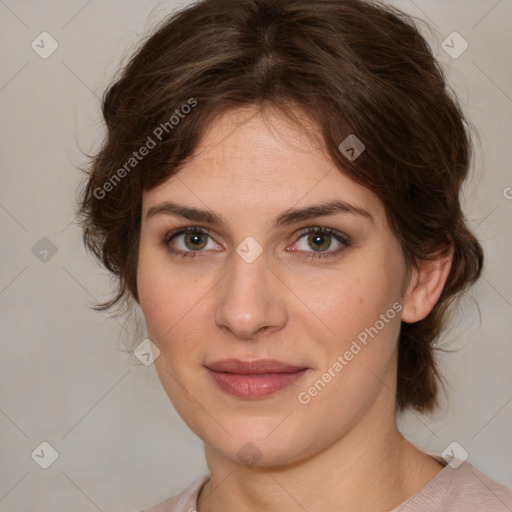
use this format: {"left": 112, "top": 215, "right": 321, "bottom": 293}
{"left": 136, "top": 106, "right": 451, "bottom": 511}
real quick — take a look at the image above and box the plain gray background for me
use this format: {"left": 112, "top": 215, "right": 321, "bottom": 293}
{"left": 0, "top": 1, "right": 511, "bottom": 511}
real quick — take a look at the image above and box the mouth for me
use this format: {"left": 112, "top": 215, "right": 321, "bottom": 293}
{"left": 205, "top": 359, "right": 309, "bottom": 399}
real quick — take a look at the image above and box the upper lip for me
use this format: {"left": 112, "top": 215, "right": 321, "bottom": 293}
{"left": 206, "top": 359, "right": 307, "bottom": 374}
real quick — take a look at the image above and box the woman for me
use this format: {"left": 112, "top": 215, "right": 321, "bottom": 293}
{"left": 78, "top": 0, "right": 512, "bottom": 510}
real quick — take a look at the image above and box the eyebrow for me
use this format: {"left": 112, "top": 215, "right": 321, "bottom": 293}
{"left": 145, "top": 199, "right": 374, "bottom": 228}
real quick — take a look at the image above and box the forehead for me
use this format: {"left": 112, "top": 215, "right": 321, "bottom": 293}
{"left": 142, "top": 106, "right": 384, "bottom": 220}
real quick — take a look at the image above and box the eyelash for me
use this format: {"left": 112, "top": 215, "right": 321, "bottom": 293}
{"left": 162, "top": 226, "right": 351, "bottom": 260}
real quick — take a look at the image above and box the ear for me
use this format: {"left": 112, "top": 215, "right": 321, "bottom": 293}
{"left": 401, "top": 240, "right": 454, "bottom": 323}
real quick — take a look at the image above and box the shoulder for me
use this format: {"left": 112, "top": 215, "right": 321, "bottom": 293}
{"left": 399, "top": 459, "right": 512, "bottom": 511}
{"left": 442, "top": 461, "right": 512, "bottom": 510}
{"left": 137, "top": 474, "right": 210, "bottom": 512}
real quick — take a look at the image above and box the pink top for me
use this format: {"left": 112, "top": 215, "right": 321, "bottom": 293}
{"left": 139, "top": 458, "right": 512, "bottom": 511}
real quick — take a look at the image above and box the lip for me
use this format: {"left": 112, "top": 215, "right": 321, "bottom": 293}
{"left": 205, "top": 359, "right": 309, "bottom": 399}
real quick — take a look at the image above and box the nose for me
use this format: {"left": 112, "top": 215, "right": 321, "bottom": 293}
{"left": 214, "top": 250, "right": 288, "bottom": 340}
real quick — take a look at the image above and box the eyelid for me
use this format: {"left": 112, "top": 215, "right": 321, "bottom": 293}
{"left": 163, "top": 226, "right": 215, "bottom": 245}
{"left": 288, "top": 226, "right": 351, "bottom": 259}
{"left": 162, "top": 226, "right": 221, "bottom": 258}
{"left": 294, "top": 226, "right": 351, "bottom": 245}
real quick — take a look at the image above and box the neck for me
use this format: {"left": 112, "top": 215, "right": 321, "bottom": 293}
{"left": 197, "top": 393, "right": 443, "bottom": 512}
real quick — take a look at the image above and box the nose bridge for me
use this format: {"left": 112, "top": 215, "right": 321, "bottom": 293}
{"left": 214, "top": 249, "right": 287, "bottom": 338}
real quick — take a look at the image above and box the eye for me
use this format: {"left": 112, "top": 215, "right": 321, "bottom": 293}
{"left": 163, "top": 227, "right": 222, "bottom": 258}
{"left": 289, "top": 227, "right": 350, "bottom": 259}
{"left": 162, "top": 226, "right": 350, "bottom": 260}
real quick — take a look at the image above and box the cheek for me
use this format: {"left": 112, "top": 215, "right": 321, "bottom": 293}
{"left": 137, "top": 256, "right": 208, "bottom": 404}
{"left": 292, "top": 250, "right": 404, "bottom": 344}
{"left": 136, "top": 248, "right": 213, "bottom": 357}
{"left": 137, "top": 247, "right": 183, "bottom": 341}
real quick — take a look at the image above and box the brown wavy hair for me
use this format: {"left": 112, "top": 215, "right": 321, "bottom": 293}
{"left": 78, "top": 0, "right": 484, "bottom": 413}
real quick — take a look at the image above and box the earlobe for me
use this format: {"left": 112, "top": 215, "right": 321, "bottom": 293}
{"left": 401, "top": 241, "right": 454, "bottom": 324}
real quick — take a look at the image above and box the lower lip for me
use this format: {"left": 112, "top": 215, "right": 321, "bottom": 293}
{"left": 206, "top": 368, "right": 308, "bottom": 399}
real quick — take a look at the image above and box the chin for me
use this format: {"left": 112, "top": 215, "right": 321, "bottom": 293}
{"left": 199, "top": 416, "right": 315, "bottom": 467}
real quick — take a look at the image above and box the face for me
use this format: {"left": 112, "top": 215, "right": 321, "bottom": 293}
{"left": 137, "top": 106, "right": 411, "bottom": 467}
